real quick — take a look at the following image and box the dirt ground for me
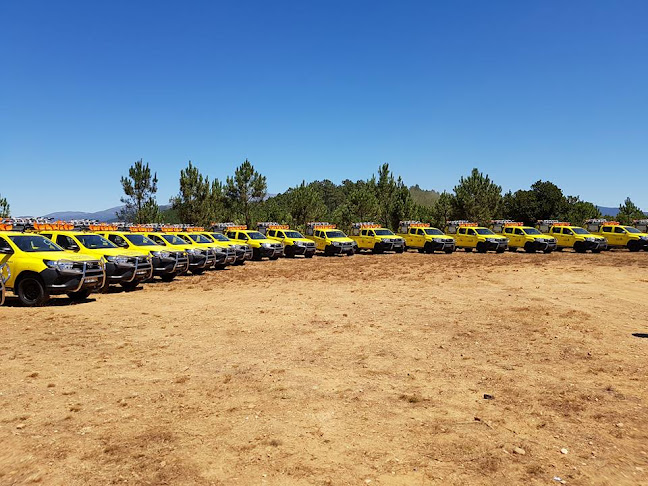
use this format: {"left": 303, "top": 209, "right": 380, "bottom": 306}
{"left": 1, "top": 250, "right": 647, "bottom": 485}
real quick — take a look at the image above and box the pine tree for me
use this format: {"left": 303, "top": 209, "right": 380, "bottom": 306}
{"left": 117, "top": 159, "right": 159, "bottom": 223}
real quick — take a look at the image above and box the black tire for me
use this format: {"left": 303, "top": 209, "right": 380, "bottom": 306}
{"left": 269, "top": 255, "right": 280, "bottom": 260}
{"left": 284, "top": 247, "right": 295, "bottom": 258}
{"left": 524, "top": 242, "right": 536, "bottom": 253}
{"left": 476, "top": 242, "right": 487, "bottom": 253}
{"left": 444, "top": 249, "right": 453, "bottom": 254}
{"left": 305, "top": 253, "right": 314, "bottom": 258}
{"left": 120, "top": 281, "right": 140, "bottom": 291}
{"left": 67, "top": 289, "right": 91, "bottom": 301}
{"left": 424, "top": 243, "right": 434, "bottom": 254}
{"left": 252, "top": 248, "right": 263, "bottom": 261}
{"left": 160, "top": 274, "right": 176, "bottom": 282}
{"left": 17, "top": 276, "right": 50, "bottom": 307}
{"left": 417, "top": 248, "right": 425, "bottom": 254}
{"left": 464, "top": 247, "right": 473, "bottom": 253}
{"left": 628, "top": 241, "right": 641, "bottom": 252}
{"left": 191, "top": 268, "right": 205, "bottom": 275}
{"left": 395, "top": 247, "right": 404, "bottom": 254}
{"left": 372, "top": 244, "right": 383, "bottom": 254}
{"left": 507, "top": 247, "right": 517, "bottom": 252}
{"left": 543, "top": 249, "right": 553, "bottom": 254}
{"left": 496, "top": 247, "right": 506, "bottom": 253}
{"left": 346, "top": 249, "right": 355, "bottom": 256}
{"left": 592, "top": 249, "right": 602, "bottom": 254}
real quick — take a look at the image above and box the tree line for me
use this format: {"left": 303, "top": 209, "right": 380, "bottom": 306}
{"left": 113, "top": 159, "right": 645, "bottom": 230}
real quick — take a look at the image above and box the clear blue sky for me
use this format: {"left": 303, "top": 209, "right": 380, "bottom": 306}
{"left": 1, "top": 1, "right": 647, "bottom": 216}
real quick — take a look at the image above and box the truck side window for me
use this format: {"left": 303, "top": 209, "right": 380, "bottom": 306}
{"left": 361, "top": 230, "right": 366, "bottom": 236}
{"left": 514, "top": 228, "right": 524, "bottom": 235}
{"left": 56, "top": 235, "right": 74, "bottom": 249}
{"left": 41, "top": 233, "right": 53, "bottom": 240}
{"left": 416, "top": 229, "right": 424, "bottom": 235}
{"left": 0, "top": 236, "right": 12, "bottom": 252}
{"left": 603, "top": 227, "right": 612, "bottom": 233}
{"left": 467, "top": 229, "right": 476, "bottom": 236}
{"left": 267, "top": 230, "right": 274, "bottom": 237}
{"left": 614, "top": 227, "right": 625, "bottom": 233}
{"left": 458, "top": 228, "right": 465, "bottom": 235}
{"left": 109, "top": 235, "right": 127, "bottom": 247}
{"left": 563, "top": 228, "right": 572, "bottom": 235}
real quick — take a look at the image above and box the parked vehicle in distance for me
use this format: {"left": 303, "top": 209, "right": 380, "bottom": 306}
{"left": 349, "top": 222, "right": 405, "bottom": 254}
{"left": 305, "top": 222, "right": 356, "bottom": 256}
{"left": 537, "top": 221, "right": 607, "bottom": 253}
{"left": 143, "top": 228, "right": 213, "bottom": 275}
{"left": 176, "top": 228, "right": 237, "bottom": 269}
{"left": 491, "top": 220, "right": 556, "bottom": 253}
{"left": 201, "top": 230, "right": 252, "bottom": 265}
{"left": 0, "top": 222, "right": 105, "bottom": 306}
{"left": 258, "top": 222, "right": 316, "bottom": 258}
{"left": 446, "top": 221, "right": 508, "bottom": 253}
{"left": 215, "top": 224, "right": 283, "bottom": 261}
{"left": 397, "top": 220, "right": 455, "bottom": 254}
{"left": 586, "top": 219, "right": 648, "bottom": 252}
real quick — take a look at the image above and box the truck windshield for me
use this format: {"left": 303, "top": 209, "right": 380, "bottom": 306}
{"left": 161, "top": 234, "right": 188, "bottom": 245}
{"left": 572, "top": 228, "right": 589, "bottom": 235}
{"left": 125, "top": 234, "right": 157, "bottom": 246}
{"left": 523, "top": 228, "right": 542, "bottom": 235}
{"left": 76, "top": 234, "right": 117, "bottom": 249}
{"left": 247, "top": 232, "right": 267, "bottom": 240}
{"left": 209, "top": 233, "right": 230, "bottom": 241}
{"left": 189, "top": 234, "right": 212, "bottom": 244}
{"left": 285, "top": 231, "right": 304, "bottom": 238}
{"left": 9, "top": 235, "right": 63, "bottom": 252}
{"left": 424, "top": 228, "right": 444, "bottom": 236}
{"left": 625, "top": 227, "right": 641, "bottom": 233}
{"left": 375, "top": 229, "right": 394, "bottom": 236}
{"left": 326, "top": 231, "right": 347, "bottom": 238}
{"left": 475, "top": 228, "right": 495, "bottom": 235}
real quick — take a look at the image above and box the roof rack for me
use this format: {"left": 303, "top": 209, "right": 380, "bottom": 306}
{"left": 398, "top": 220, "right": 430, "bottom": 233}
{"left": 257, "top": 222, "right": 289, "bottom": 235}
{"left": 211, "top": 222, "right": 247, "bottom": 233}
{"left": 305, "top": 222, "right": 336, "bottom": 235}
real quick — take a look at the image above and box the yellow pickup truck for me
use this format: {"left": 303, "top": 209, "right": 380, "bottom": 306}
{"left": 0, "top": 221, "right": 106, "bottom": 306}
{"left": 446, "top": 221, "right": 508, "bottom": 253}
{"left": 397, "top": 220, "right": 455, "bottom": 253}
{"left": 537, "top": 221, "right": 607, "bottom": 253}
{"left": 585, "top": 219, "right": 648, "bottom": 252}
{"left": 491, "top": 220, "right": 557, "bottom": 253}
{"left": 305, "top": 222, "right": 356, "bottom": 256}
{"left": 349, "top": 222, "right": 405, "bottom": 254}
{"left": 257, "top": 222, "right": 317, "bottom": 258}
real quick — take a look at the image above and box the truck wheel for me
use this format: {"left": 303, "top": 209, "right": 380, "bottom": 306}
{"left": 191, "top": 268, "right": 205, "bottom": 275}
{"left": 507, "top": 247, "right": 517, "bottom": 252}
{"left": 395, "top": 247, "right": 404, "bottom": 254}
{"left": 372, "top": 244, "right": 383, "bottom": 254}
{"left": 284, "top": 247, "right": 295, "bottom": 258}
{"left": 464, "top": 247, "right": 473, "bottom": 253}
{"left": 543, "top": 249, "right": 553, "bottom": 254}
{"left": 476, "top": 242, "right": 487, "bottom": 253}
{"left": 121, "top": 281, "right": 140, "bottom": 291}
{"left": 444, "top": 248, "right": 454, "bottom": 254}
{"left": 17, "top": 276, "right": 50, "bottom": 307}
{"left": 592, "top": 249, "right": 602, "bottom": 254}
{"left": 496, "top": 247, "right": 506, "bottom": 253}
{"left": 305, "top": 253, "right": 314, "bottom": 258}
{"left": 424, "top": 243, "right": 434, "bottom": 254}
{"left": 418, "top": 248, "right": 425, "bottom": 253}
{"left": 269, "top": 255, "right": 280, "bottom": 260}
{"left": 628, "top": 241, "right": 641, "bottom": 252}
{"left": 524, "top": 242, "right": 536, "bottom": 253}
{"left": 160, "top": 274, "right": 176, "bottom": 282}
{"left": 67, "top": 289, "right": 91, "bottom": 301}
{"left": 252, "top": 248, "right": 263, "bottom": 261}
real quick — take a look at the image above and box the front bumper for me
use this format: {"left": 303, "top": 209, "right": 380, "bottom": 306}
{"left": 582, "top": 240, "right": 608, "bottom": 251}
{"left": 484, "top": 240, "right": 508, "bottom": 251}
{"left": 527, "top": 239, "right": 557, "bottom": 252}
{"left": 325, "top": 243, "right": 355, "bottom": 254}
{"left": 106, "top": 257, "right": 153, "bottom": 284}
{"left": 428, "top": 239, "right": 456, "bottom": 252}
{"left": 290, "top": 243, "right": 317, "bottom": 256}
{"left": 213, "top": 247, "right": 237, "bottom": 266}
{"left": 259, "top": 246, "right": 284, "bottom": 258}
{"left": 153, "top": 252, "right": 190, "bottom": 276}
{"left": 376, "top": 240, "right": 405, "bottom": 252}
{"left": 40, "top": 263, "right": 106, "bottom": 295}
{"left": 0, "top": 264, "right": 8, "bottom": 306}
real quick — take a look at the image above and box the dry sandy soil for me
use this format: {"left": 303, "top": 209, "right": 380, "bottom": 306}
{"left": 1, "top": 250, "right": 647, "bottom": 485}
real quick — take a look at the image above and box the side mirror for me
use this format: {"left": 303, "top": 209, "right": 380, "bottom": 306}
{"left": 0, "top": 247, "right": 14, "bottom": 255}
{"left": 69, "top": 244, "right": 80, "bottom": 251}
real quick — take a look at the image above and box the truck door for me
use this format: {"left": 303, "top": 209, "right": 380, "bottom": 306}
{"left": 466, "top": 228, "right": 477, "bottom": 246}
{"left": 613, "top": 226, "right": 626, "bottom": 246}
{"left": 0, "top": 236, "right": 15, "bottom": 287}
{"left": 514, "top": 228, "right": 525, "bottom": 246}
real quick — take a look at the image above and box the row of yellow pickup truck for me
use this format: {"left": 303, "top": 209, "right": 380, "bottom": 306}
{"left": 0, "top": 219, "right": 646, "bottom": 307}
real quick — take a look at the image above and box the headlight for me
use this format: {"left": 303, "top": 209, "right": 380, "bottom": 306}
{"left": 44, "top": 259, "right": 80, "bottom": 273}
{"left": 640, "top": 236, "right": 648, "bottom": 241}
{"left": 585, "top": 237, "right": 595, "bottom": 242}
{"left": 151, "top": 251, "right": 171, "bottom": 259}
{"left": 260, "top": 243, "right": 271, "bottom": 248}
{"left": 105, "top": 255, "right": 130, "bottom": 264}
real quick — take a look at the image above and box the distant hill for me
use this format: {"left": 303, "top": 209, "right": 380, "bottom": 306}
{"left": 409, "top": 185, "right": 440, "bottom": 207}
{"left": 597, "top": 206, "right": 619, "bottom": 217}
{"left": 43, "top": 204, "right": 172, "bottom": 222}
{"left": 43, "top": 206, "right": 123, "bottom": 222}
